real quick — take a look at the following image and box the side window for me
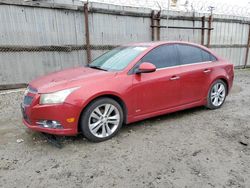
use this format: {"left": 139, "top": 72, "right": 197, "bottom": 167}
{"left": 140, "top": 44, "right": 179, "bottom": 69}
{"left": 201, "top": 50, "right": 217, "bottom": 62}
{"left": 177, "top": 44, "right": 203, "bottom": 65}
{"left": 178, "top": 44, "right": 217, "bottom": 65}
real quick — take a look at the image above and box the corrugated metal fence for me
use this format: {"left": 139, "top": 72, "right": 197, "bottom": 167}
{"left": 0, "top": 0, "right": 250, "bottom": 89}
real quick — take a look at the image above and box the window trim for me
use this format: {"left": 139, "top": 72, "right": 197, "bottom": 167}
{"left": 156, "top": 60, "right": 213, "bottom": 71}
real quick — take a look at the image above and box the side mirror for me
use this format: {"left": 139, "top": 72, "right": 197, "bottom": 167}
{"left": 136, "top": 62, "right": 156, "bottom": 74}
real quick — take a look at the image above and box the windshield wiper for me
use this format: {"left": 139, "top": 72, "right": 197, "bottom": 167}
{"left": 88, "top": 65, "right": 107, "bottom": 71}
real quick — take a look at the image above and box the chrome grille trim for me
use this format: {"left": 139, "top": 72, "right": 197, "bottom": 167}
{"left": 27, "top": 86, "right": 38, "bottom": 94}
{"left": 23, "top": 95, "right": 33, "bottom": 105}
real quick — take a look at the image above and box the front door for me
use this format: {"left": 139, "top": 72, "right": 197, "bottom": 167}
{"left": 131, "top": 44, "right": 181, "bottom": 116}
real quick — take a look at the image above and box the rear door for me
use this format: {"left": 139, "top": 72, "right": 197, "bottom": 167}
{"left": 177, "top": 44, "right": 217, "bottom": 105}
{"left": 131, "top": 44, "right": 182, "bottom": 116}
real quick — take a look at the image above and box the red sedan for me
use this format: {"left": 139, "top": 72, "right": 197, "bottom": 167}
{"left": 21, "top": 41, "right": 234, "bottom": 142}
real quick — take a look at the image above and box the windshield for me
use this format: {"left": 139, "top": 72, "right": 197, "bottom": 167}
{"left": 89, "top": 46, "right": 148, "bottom": 71}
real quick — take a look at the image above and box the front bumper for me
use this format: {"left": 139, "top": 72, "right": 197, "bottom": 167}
{"left": 22, "top": 119, "right": 77, "bottom": 135}
{"left": 21, "top": 101, "right": 81, "bottom": 136}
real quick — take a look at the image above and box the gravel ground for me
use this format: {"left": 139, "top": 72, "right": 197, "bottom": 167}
{"left": 0, "top": 69, "right": 250, "bottom": 188}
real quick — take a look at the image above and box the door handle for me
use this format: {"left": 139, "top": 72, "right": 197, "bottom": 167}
{"left": 170, "top": 76, "right": 180, "bottom": 81}
{"left": 203, "top": 69, "right": 211, "bottom": 73}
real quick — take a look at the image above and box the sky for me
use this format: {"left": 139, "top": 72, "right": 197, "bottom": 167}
{"left": 83, "top": 0, "right": 250, "bottom": 17}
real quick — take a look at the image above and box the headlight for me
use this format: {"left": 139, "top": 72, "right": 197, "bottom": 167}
{"left": 40, "top": 87, "right": 79, "bottom": 105}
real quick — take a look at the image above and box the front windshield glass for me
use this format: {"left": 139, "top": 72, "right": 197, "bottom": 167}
{"left": 89, "top": 46, "right": 148, "bottom": 71}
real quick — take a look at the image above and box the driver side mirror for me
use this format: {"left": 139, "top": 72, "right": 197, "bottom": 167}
{"left": 136, "top": 62, "right": 156, "bottom": 74}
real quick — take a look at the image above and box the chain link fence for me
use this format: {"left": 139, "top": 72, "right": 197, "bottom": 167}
{"left": 0, "top": 0, "right": 250, "bottom": 89}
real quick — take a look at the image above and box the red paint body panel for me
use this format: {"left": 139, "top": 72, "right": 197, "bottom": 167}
{"left": 131, "top": 67, "right": 181, "bottom": 115}
{"left": 22, "top": 41, "right": 234, "bottom": 136}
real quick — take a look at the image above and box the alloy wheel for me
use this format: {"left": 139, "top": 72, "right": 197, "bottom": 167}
{"left": 88, "top": 104, "right": 120, "bottom": 138}
{"left": 210, "top": 82, "right": 226, "bottom": 107}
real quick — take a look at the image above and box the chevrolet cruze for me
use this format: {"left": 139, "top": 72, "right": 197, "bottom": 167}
{"left": 21, "top": 41, "right": 234, "bottom": 142}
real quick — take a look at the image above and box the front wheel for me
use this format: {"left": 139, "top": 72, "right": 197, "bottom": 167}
{"left": 206, "top": 79, "right": 227, "bottom": 109}
{"left": 80, "top": 98, "right": 123, "bottom": 142}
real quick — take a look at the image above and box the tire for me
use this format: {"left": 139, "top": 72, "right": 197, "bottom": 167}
{"left": 80, "top": 97, "right": 124, "bottom": 142}
{"left": 206, "top": 79, "right": 227, "bottom": 110}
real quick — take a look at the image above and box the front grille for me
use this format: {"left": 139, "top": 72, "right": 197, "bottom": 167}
{"left": 23, "top": 85, "right": 37, "bottom": 106}
{"left": 21, "top": 104, "right": 31, "bottom": 123}
{"left": 27, "top": 86, "right": 38, "bottom": 94}
{"left": 23, "top": 95, "right": 33, "bottom": 105}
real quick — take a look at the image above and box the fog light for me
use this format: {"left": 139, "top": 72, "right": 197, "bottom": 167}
{"left": 36, "top": 120, "right": 63, "bottom": 129}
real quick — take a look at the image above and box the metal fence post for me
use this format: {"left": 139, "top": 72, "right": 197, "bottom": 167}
{"left": 244, "top": 24, "right": 250, "bottom": 68}
{"left": 151, "top": 11, "right": 155, "bottom": 41}
{"left": 156, "top": 11, "right": 161, "bottom": 41}
{"left": 201, "top": 16, "right": 205, "bottom": 46}
{"left": 207, "top": 15, "right": 212, "bottom": 48}
{"left": 84, "top": 3, "right": 91, "bottom": 64}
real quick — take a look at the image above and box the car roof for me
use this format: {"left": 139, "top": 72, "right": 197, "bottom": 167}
{"left": 124, "top": 41, "right": 205, "bottom": 48}
{"left": 122, "top": 41, "right": 220, "bottom": 60}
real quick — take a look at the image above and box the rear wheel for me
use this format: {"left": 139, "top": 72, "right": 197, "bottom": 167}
{"left": 206, "top": 79, "right": 227, "bottom": 109}
{"left": 80, "top": 98, "right": 123, "bottom": 142}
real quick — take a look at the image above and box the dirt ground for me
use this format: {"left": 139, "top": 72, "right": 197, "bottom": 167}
{"left": 0, "top": 69, "right": 250, "bottom": 188}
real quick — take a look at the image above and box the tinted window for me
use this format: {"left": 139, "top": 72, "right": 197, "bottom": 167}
{"left": 178, "top": 44, "right": 217, "bottom": 65}
{"left": 140, "top": 44, "right": 179, "bottom": 69}
{"left": 201, "top": 50, "right": 217, "bottom": 62}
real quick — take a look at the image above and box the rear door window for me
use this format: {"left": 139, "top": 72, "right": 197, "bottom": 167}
{"left": 177, "top": 44, "right": 217, "bottom": 65}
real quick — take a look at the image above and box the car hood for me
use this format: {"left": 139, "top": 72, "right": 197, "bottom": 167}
{"left": 29, "top": 67, "right": 116, "bottom": 93}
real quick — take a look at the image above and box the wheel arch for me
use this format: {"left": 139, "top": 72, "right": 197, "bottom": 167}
{"left": 214, "top": 77, "right": 229, "bottom": 95}
{"left": 78, "top": 94, "right": 128, "bottom": 133}
{"left": 208, "top": 76, "right": 229, "bottom": 96}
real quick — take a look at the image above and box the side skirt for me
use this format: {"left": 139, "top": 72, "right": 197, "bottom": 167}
{"left": 127, "top": 99, "right": 206, "bottom": 124}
